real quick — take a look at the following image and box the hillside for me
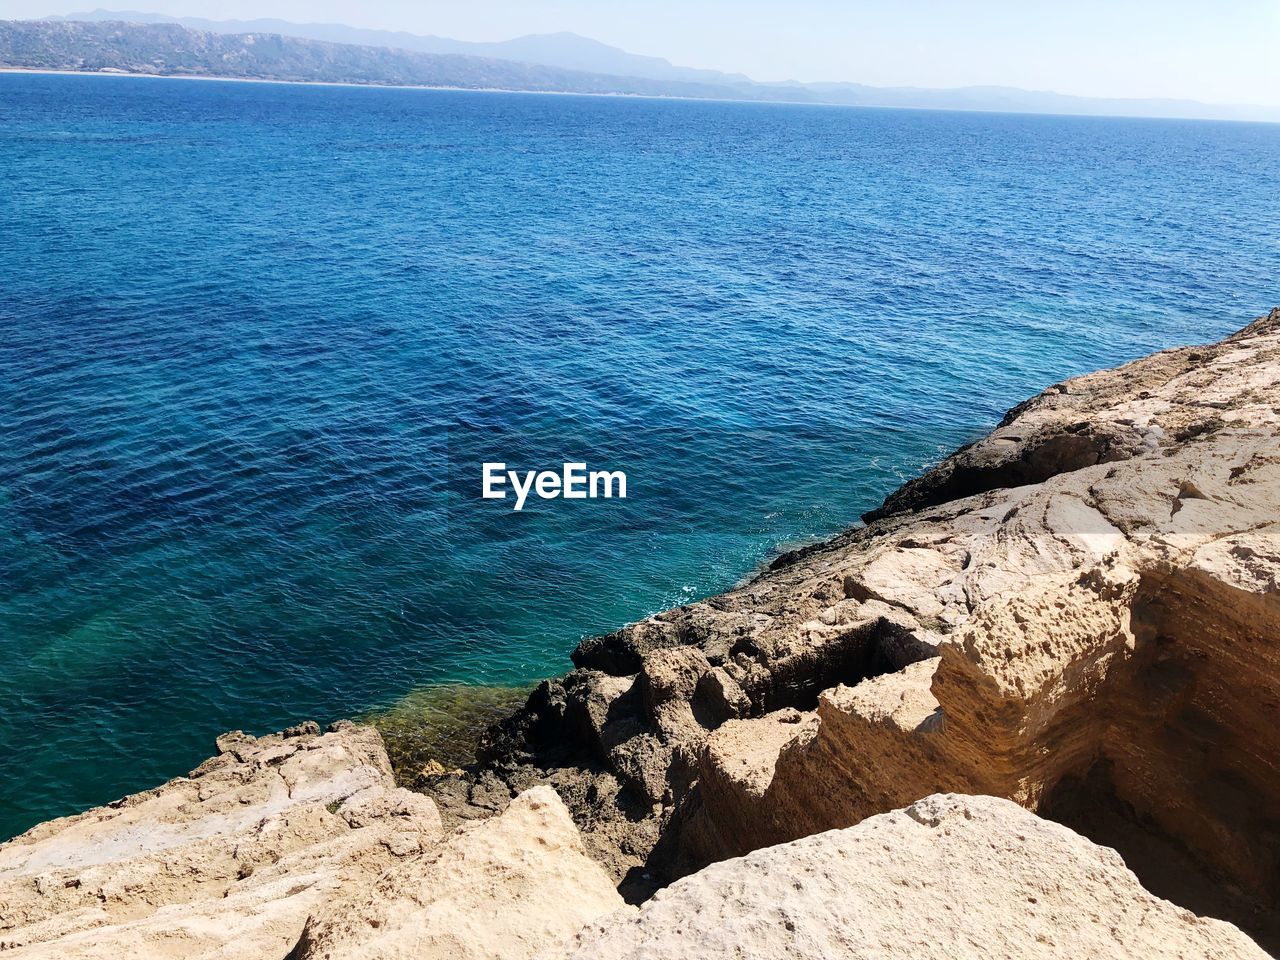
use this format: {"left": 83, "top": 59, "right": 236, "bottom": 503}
{"left": 0, "top": 19, "right": 769, "bottom": 98}
{"left": 45, "top": 9, "right": 754, "bottom": 85}
{"left": 7, "top": 17, "right": 1280, "bottom": 121}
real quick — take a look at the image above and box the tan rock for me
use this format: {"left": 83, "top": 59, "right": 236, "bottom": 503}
{"left": 555, "top": 794, "right": 1268, "bottom": 960}
{"left": 291, "top": 786, "right": 625, "bottom": 960}
{"left": 471, "top": 309, "right": 1280, "bottom": 947}
{"left": 0, "top": 724, "right": 443, "bottom": 959}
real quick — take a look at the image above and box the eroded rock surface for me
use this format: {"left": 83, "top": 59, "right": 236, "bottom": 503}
{"left": 553, "top": 793, "right": 1269, "bottom": 960}
{"left": 447, "top": 308, "right": 1280, "bottom": 947}
{"left": 0, "top": 724, "right": 627, "bottom": 960}
{"left": 290, "top": 786, "right": 624, "bottom": 960}
{"left": 0, "top": 722, "right": 443, "bottom": 958}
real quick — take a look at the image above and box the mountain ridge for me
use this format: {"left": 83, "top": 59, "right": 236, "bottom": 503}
{"left": 12, "top": 13, "right": 1280, "bottom": 122}
{"left": 43, "top": 8, "right": 755, "bottom": 85}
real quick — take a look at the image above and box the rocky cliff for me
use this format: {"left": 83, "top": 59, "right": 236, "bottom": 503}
{"left": 2, "top": 309, "right": 1277, "bottom": 958}
{"left": 439, "top": 306, "right": 1280, "bottom": 940}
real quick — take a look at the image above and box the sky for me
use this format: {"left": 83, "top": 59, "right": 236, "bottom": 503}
{"left": 4, "top": 0, "right": 1280, "bottom": 106}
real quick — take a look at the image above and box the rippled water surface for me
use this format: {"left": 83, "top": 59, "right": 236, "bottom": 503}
{"left": 2, "top": 72, "right": 1278, "bottom": 839}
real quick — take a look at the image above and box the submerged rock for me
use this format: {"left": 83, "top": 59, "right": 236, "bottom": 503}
{"left": 367, "top": 682, "right": 534, "bottom": 789}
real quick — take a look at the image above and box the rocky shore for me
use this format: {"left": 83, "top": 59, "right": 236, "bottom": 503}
{"left": 3, "top": 309, "right": 1278, "bottom": 958}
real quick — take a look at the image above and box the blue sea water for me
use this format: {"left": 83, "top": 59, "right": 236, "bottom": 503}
{"left": 1, "top": 72, "right": 1278, "bottom": 841}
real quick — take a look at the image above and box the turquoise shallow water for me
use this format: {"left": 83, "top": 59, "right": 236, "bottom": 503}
{"left": 1, "top": 72, "right": 1278, "bottom": 840}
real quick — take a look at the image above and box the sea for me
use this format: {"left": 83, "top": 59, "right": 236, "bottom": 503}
{"left": 1, "top": 71, "right": 1277, "bottom": 840}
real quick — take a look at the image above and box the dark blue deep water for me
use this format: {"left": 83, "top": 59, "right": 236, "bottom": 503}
{"left": 1, "top": 72, "right": 1278, "bottom": 839}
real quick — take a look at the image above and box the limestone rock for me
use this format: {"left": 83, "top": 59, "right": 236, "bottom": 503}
{"left": 291, "top": 786, "right": 625, "bottom": 960}
{"left": 554, "top": 794, "right": 1268, "bottom": 960}
{"left": 0, "top": 724, "right": 443, "bottom": 958}
{"left": 864, "top": 307, "right": 1280, "bottom": 521}
{"left": 465, "top": 309, "right": 1280, "bottom": 946}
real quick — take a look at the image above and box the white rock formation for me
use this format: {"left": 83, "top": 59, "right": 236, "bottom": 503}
{"left": 290, "top": 786, "right": 625, "bottom": 960}
{"left": 0, "top": 722, "right": 439, "bottom": 958}
{"left": 555, "top": 794, "right": 1269, "bottom": 960}
{"left": 0, "top": 726, "right": 624, "bottom": 960}
{"left": 471, "top": 310, "right": 1280, "bottom": 953}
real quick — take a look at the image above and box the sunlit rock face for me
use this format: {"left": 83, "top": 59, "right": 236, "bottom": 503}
{"left": 557, "top": 794, "right": 1271, "bottom": 960}
{"left": 0, "top": 722, "right": 445, "bottom": 958}
{"left": 468, "top": 309, "right": 1280, "bottom": 947}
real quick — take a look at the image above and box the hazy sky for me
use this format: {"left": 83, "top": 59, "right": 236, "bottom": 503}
{"left": 6, "top": 0, "right": 1280, "bottom": 105}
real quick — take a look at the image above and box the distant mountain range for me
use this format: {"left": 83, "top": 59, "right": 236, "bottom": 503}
{"left": 6, "top": 12, "right": 1278, "bottom": 123}
{"left": 0, "top": 20, "right": 766, "bottom": 98}
{"left": 41, "top": 9, "right": 755, "bottom": 85}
